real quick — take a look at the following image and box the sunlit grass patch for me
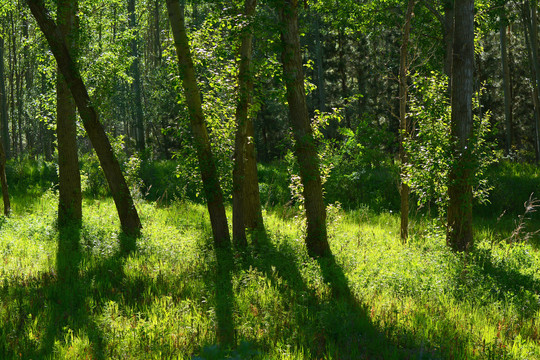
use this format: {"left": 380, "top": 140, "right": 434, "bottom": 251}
{"left": 1, "top": 191, "right": 540, "bottom": 359}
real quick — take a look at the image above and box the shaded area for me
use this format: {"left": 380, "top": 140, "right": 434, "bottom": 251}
{"left": 225, "top": 233, "right": 428, "bottom": 359}
{"left": 0, "top": 223, "right": 140, "bottom": 359}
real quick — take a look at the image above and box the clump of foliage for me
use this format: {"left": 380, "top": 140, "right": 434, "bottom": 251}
{"left": 404, "top": 72, "right": 497, "bottom": 217}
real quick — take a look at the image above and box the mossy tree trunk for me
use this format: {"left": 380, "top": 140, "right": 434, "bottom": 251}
{"left": 278, "top": 0, "right": 330, "bottom": 257}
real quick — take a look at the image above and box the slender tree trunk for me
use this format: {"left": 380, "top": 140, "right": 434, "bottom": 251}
{"left": 166, "top": 0, "right": 230, "bottom": 246}
{"left": 0, "top": 34, "right": 9, "bottom": 159}
{"left": 522, "top": 0, "right": 540, "bottom": 162}
{"left": 128, "top": 0, "right": 145, "bottom": 152}
{"left": 278, "top": 0, "right": 330, "bottom": 257}
{"left": 232, "top": 0, "right": 257, "bottom": 246}
{"left": 153, "top": 0, "right": 161, "bottom": 67}
{"left": 314, "top": 13, "right": 326, "bottom": 112}
{"left": 500, "top": 21, "right": 513, "bottom": 153}
{"left": 243, "top": 119, "right": 265, "bottom": 233}
{"left": 527, "top": 0, "right": 540, "bottom": 162}
{"left": 447, "top": 0, "right": 475, "bottom": 251}
{"left": 9, "top": 13, "right": 16, "bottom": 157}
{"left": 0, "top": 140, "right": 9, "bottom": 216}
{"left": 443, "top": 0, "right": 454, "bottom": 80}
{"left": 399, "top": 0, "right": 415, "bottom": 242}
{"left": 338, "top": 30, "right": 350, "bottom": 128}
{"left": 27, "top": 0, "right": 142, "bottom": 236}
{"left": 57, "top": 0, "right": 82, "bottom": 225}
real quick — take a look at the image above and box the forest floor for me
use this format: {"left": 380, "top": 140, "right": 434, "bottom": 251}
{"left": 1, "top": 188, "right": 540, "bottom": 359}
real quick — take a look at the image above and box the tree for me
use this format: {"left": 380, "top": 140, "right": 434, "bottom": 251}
{"left": 0, "top": 33, "right": 9, "bottom": 159}
{"left": 446, "top": 0, "right": 475, "bottom": 251}
{"left": 499, "top": 16, "right": 513, "bottom": 153}
{"left": 165, "top": 0, "right": 230, "bottom": 246}
{"left": 277, "top": 0, "right": 330, "bottom": 257}
{"left": 232, "top": 0, "right": 258, "bottom": 246}
{"left": 57, "top": 0, "right": 82, "bottom": 225}
{"left": 521, "top": 0, "right": 540, "bottom": 162}
{"left": 0, "top": 140, "right": 9, "bottom": 216}
{"left": 26, "top": 0, "right": 142, "bottom": 236}
{"left": 399, "top": 0, "right": 415, "bottom": 242}
{"left": 128, "top": 0, "right": 145, "bottom": 152}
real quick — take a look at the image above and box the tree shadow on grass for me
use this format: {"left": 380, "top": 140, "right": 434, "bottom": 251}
{"left": 230, "top": 233, "right": 419, "bottom": 359}
{"left": 465, "top": 247, "right": 540, "bottom": 317}
{"left": 0, "top": 223, "right": 140, "bottom": 359}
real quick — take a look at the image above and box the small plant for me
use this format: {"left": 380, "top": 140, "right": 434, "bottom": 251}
{"left": 404, "top": 72, "right": 496, "bottom": 217}
{"left": 506, "top": 193, "right": 540, "bottom": 243}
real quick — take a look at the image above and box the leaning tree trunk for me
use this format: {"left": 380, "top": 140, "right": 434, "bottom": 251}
{"left": 232, "top": 0, "right": 257, "bottom": 246}
{"left": 166, "top": 0, "right": 230, "bottom": 246}
{"left": 446, "top": 0, "right": 475, "bottom": 252}
{"left": 278, "top": 0, "right": 330, "bottom": 257}
{"left": 399, "top": 0, "right": 415, "bottom": 242}
{"left": 27, "top": 0, "right": 142, "bottom": 236}
{"left": 57, "top": 0, "right": 82, "bottom": 225}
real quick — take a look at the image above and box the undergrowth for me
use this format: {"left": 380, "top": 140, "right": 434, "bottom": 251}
{"left": 1, "top": 190, "right": 539, "bottom": 359}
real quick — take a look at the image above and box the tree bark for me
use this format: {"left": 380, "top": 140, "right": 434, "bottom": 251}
{"left": 232, "top": 0, "right": 257, "bottom": 246}
{"left": 500, "top": 21, "right": 513, "bottom": 154}
{"left": 243, "top": 119, "right": 265, "bottom": 233}
{"left": 0, "top": 34, "right": 9, "bottom": 159}
{"left": 446, "top": 0, "right": 475, "bottom": 252}
{"left": 278, "top": 0, "right": 330, "bottom": 257}
{"left": 57, "top": 0, "right": 82, "bottom": 225}
{"left": 27, "top": 0, "right": 142, "bottom": 236}
{"left": 0, "top": 140, "right": 9, "bottom": 216}
{"left": 399, "top": 0, "right": 415, "bottom": 242}
{"left": 443, "top": 0, "right": 454, "bottom": 80}
{"left": 314, "top": 13, "right": 326, "bottom": 112}
{"left": 128, "top": 0, "right": 145, "bottom": 152}
{"left": 166, "top": 0, "right": 230, "bottom": 246}
{"left": 522, "top": 0, "right": 540, "bottom": 162}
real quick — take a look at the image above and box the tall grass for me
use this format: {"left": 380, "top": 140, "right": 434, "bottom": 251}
{"left": 1, "top": 187, "right": 540, "bottom": 359}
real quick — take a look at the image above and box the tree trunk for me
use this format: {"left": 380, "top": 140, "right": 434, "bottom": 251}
{"left": 338, "top": 30, "right": 350, "bottom": 128}
{"left": 57, "top": 0, "right": 82, "bottom": 225}
{"left": 522, "top": 0, "right": 540, "bottom": 162}
{"left": 447, "top": 0, "right": 475, "bottom": 252}
{"left": 0, "top": 34, "right": 9, "bottom": 159}
{"left": 166, "top": 0, "right": 230, "bottom": 246}
{"left": 314, "top": 13, "right": 326, "bottom": 112}
{"left": 500, "top": 21, "right": 513, "bottom": 154}
{"left": 27, "top": 0, "right": 142, "bottom": 236}
{"left": 399, "top": 0, "right": 415, "bottom": 242}
{"left": 232, "top": 0, "right": 257, "bottom": 246}
{"left": 0, "top": 141, "right": 9, "bottom": 216}
{"left": 243, "top": 119, "right": 265, "bottom": 233}
{"left": 443, "top": 0, "right": 454, "bottom": 80}
{"left": 128, "top": 0, "right": 145, "bottom": 152}
{"left": 278, "top": 0, "right": 330, "bottom": 257}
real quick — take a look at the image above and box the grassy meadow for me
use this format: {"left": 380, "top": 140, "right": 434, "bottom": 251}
{"left": 1, "top": 160, "right": 540, "bottom": 359}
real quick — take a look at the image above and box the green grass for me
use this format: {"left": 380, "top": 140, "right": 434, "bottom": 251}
{"left": 1, "top": 189, "right": 540, "bottom": 359}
